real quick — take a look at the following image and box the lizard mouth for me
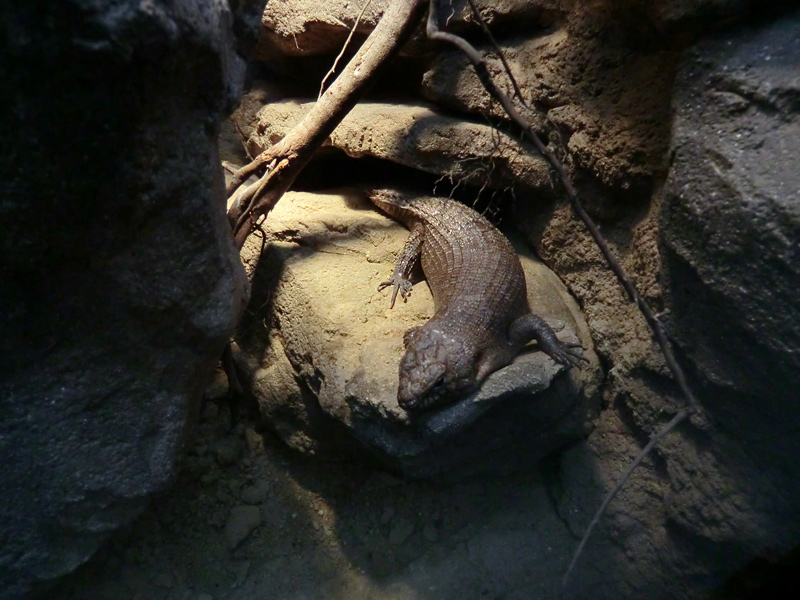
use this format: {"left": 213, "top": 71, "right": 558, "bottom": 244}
{"left": 398, "top": 397, "right": 421, "bottom": 411}
{"left": 398, "top": 378, "right": 448, "bottom": 412}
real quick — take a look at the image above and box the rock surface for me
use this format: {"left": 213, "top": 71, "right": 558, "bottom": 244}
{"left": 0, "top": 1, "right": 246, "bottom": 597}
{"left": 233, "top": 190, "right": 599, "bottom": 477}
{"left": 234, "top": 98, "right": 551, "bottom": 191}
{"left": 555, "top": 8, "right": 800, "bottom": 600}
{"left": 255, "top": 0, "right": 390, "bottom": 59}
{"left": 660, "top": 6, "right": 800, "bottom": 579}
{"left": 48, "top": 400, "right": 588, "bottom": 600}
{"left": 662, "top": 12, "right": 800, "bottom": 399}
{"left": 423, "top": 1, "right": 678, "bottom": 198}
{"left": 224, "top": 505, "right": 263, "bottom": 549}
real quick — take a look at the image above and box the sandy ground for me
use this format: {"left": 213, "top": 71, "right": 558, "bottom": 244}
{"left": 50, "top": 366, "right": 578, "bottom": 600}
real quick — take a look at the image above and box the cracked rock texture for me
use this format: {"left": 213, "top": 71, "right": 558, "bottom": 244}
{"left": 236, "top": 97, "right": 552, "bottom": 191}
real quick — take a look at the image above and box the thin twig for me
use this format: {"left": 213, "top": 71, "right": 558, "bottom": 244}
{"left": 226, "top": 150, "right": 271, "bottom": 197}
{"left": 561, "top": 409, "right": 690, "bottom": 587}
{"left": 231, "top": 158, "right": 281, "bottom": 238}
{"left": 232, "top": 117, "right": 255, "bottom": 161}
{"left": 221, "top": 344, "right": 243, "bottom": 396}
{"left": 319, "top": 0, "right": 374, "bottom": 99}
{"left": 465, "top": 0, "right": 525, "bottom": 102}
{"left": 426, "top": 0, "right": 704, "bottom": 586}
{"left": 465, "top": 0, "right": 563, "bottom": 146}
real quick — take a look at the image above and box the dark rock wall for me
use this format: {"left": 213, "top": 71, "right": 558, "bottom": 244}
{"left": 555, "top": 6, "right": 800, "bottom": 600}
{"left": 661, "top": 4, "right": 800, "bottom": 577}
{"left": 663, "top": 13, "right": 800, "bottom": 399}
{"left": 0, "top": 1, "right": 246, "bottom": 597}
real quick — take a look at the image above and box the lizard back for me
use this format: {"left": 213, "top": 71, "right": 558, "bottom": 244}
{"left": 367, "top": 188, "right": 583, "bottom": 411}
{"left": 369, "top": 189, "right": 529, "bottom": 337}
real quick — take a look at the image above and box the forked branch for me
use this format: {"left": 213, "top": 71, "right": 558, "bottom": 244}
{"left": 226, "top": 0, "right": 428, "bottom": 250}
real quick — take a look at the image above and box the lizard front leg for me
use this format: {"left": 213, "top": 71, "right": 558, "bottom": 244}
{"left": 379, "top": 221, "right": 425, "bottom": 308}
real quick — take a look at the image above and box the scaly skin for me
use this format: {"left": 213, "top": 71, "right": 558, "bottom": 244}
{"left": 368, "top": 188, "right": 584, "bottom": 412}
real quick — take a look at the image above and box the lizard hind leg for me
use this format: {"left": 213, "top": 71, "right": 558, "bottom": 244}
{"left": 508, "top": 313, "right": 586, "bottom": 369}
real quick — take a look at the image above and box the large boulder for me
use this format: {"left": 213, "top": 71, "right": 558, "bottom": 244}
{"left": 661, "top": 9, "right": 800, "bottom": 402}
{"left": 660, "top": 5, "right": 800, "bottom": 577}
{"left": 234, "top": 190, "right": 600, "bottom": 477}
{"left": 0, "top": 1, "right": 246, "bottom": 597}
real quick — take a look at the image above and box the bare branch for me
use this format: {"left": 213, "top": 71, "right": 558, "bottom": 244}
{"left": 465, "top": 0, "right": 525, "bottom": 103}
{"left": 561, "top": 409, "right": 690, "bottom": 587}
{"left": 319, "top": 0, "right": 374, "bottom": 99}
{"left": 227, "top": 0, "right": 428, "bottom": 249}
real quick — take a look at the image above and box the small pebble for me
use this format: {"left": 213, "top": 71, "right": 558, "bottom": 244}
{"left": 212, "top": 436, "right": 243, "bottom": 466}
{"left": 240, "top": 481, "right": 271, "bottom": 504}
{"left": 388, "top": 518, "right": 414, "bottom": 545}
{"left": 224, "top": 505, "right": 262, "bottom": 549}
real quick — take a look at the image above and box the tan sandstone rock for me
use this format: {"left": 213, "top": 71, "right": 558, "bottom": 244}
{"left": 233, "top": 98, "right": 552, "bottom": 192}
{"left": 234, "top": 189, "right": 599, "bottom": 477}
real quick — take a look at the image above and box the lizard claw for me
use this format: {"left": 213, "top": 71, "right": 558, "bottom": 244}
{"left": 544, "top": 340, "right": 589, "bottom": 369}
{"left": 378, "top": 275, "right": 413, "bottom": 308}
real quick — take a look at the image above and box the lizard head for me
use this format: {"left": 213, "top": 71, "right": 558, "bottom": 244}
{"left": 397, "top": 325, "right": 479, "bottom": 412}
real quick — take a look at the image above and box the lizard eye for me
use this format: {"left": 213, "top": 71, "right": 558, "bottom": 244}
{"left": 429, "top": 376, "right": 446, "bottom": 396}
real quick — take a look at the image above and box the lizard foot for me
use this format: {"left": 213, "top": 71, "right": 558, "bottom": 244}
{"left": 378, "top": 275, "right": 413, "bottom": 308}
{"left": 509, "top": 314, "right": 590, "bottom": 369}
{"left": 542, "top": 340, "right": 589, "bottom": 369}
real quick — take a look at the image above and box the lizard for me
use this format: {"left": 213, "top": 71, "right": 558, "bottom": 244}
{"left": 367, "top": 187, "right": 585, "bottom": 412}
